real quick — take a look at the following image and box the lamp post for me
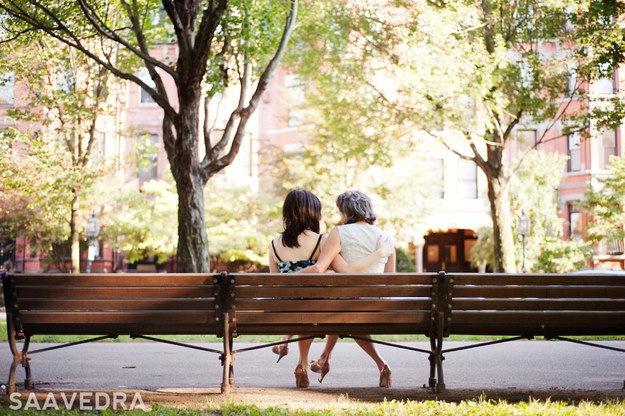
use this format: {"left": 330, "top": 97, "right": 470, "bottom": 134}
{"left": 517, "top": 210, "right": 531, "bottom": 273}
{"left": 85, "top": 212, "right": 100, "bottom": 273}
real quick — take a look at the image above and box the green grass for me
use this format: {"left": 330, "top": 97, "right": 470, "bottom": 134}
{"left": 1, "top": 399, "right": 625, "bottom": 415}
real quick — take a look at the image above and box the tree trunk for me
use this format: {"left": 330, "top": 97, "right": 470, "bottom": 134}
{"left": 70, "top": 191, "right": 80, "bottom": 274}
{"left": 174, "top": 167, "right": 211, "bottom": 273}
{"left": 169, "top": 90, "right": 211, "bottom": 273}
{"left": 486, "top": 172, "right": 516, "bottom": 273}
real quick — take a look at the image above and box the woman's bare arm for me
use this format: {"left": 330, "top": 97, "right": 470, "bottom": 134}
{"left": 330, "top": 236, "right": 394, "bottom": 272}
{"left": 384, "top": 249, "right": 396, "bottom": 273}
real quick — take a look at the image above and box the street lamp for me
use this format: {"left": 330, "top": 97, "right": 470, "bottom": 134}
{"left": 85, "top": 212, "right": 100, "bottom": 273}
{"left": 517, "top": 210, "right": 531, "bottom": 273}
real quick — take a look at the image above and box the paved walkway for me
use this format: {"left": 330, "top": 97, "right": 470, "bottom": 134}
{"left": 1, "top": 339, "right": 624, "bottom": 393}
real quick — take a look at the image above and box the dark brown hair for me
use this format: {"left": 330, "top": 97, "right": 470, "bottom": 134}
{"left": 281, "top": 189, "right": 321, "bottom": 248}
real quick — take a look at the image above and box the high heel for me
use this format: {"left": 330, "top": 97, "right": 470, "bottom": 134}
{"left": 271, "top": 344, "right": 288, "bottom": 363}
{"left": 294, "top": 364, "right": 309, "bottom": 388}
{"left": 379, "top": 364, "right": 391, "bottom": 388}
{"left": 309, "top": 359, "right": 330, "bottom": 383}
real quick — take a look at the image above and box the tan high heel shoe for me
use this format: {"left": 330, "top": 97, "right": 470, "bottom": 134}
{"left": 379, "top": 364, "right": 391, "bottom": 388}
{"left": 294, "top": 364, "right": 310, "bottom": 388}
{"left": 309, "top": 359, "right": 330, "bottom": 383}
{"left": 271, "top": 344, "right": 289, "bottom": 363}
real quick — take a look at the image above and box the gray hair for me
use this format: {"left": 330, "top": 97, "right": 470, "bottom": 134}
{"left": 336, "top": 190, "right": 377, "bottom": 225}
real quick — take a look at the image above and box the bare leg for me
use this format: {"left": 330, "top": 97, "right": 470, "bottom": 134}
{"left": 294, "top": 335, "right": 313, "bottom": 388}
{"left": 354, "top": 335, "right": 391, "bottom": 387}
{"left": 272, "top": 335, "right": 292, "bottom": 362}
{"left": 309, "top": 335, "right": 338, "bottom": 382}
{"left": 297, "top": 335, "right": 313, "bottom": 367}
{"left": 312, "top": 334, "right": 338, "bottom": 366}
{"left": 354, "top": 335, "right": 386, "bottom": 371}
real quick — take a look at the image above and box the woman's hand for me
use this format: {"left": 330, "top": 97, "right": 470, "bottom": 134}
{"left": 377, "top": 235, "right": 394, "bottom": 258}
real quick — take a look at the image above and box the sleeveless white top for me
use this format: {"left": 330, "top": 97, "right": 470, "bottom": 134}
{"left": 337, "top": 223, "right": 389, "bottom": 273}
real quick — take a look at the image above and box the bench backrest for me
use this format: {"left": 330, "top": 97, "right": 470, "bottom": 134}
{"left": 224, "top": 273, "right": 434, "bottom": 337}
{"left": 3, "top": 272, "right": 624, "bottom": 339}
{"left": 445, "top": 273, "right": 625, "bottom": 337}
{"left": 2, "top": 273, "right": 218, "bottom": 336}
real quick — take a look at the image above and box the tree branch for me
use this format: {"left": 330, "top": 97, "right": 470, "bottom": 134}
{"left": 201, "top": 0, "right": 298, "bottom": 176}
{"left": 1, "top": 0, "right": 179, "bottom": 119}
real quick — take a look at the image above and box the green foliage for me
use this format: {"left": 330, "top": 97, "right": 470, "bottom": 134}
{"left": 0, "top": 132, "right": 106, "bottom": 270}
{"left": 0, "top": 32, "right": 118, "bottom": 272}
{"left": 105, "top": 177, "right": 178, "bottom": 265}
{"left": 583, "top": 156, "right": 625, "bottom": 244}
{"left": 287, "top": 0, "right": 625, "bottom": 272}
{"left": 205, "top": 180, "right": 281, "bottom": 266}
{"left": 470, "top": 226, "right": 494, "bottom": 270}
{"left": 472, "top": 150, "right": 594, "bottom": 272}
{"left": 395, "top": 247, "right": 416, "bottom": 272}
{"left": 534, "top": 236, "right": 595, "bottom": 273}
{"left": 106, "top": 171, "right": 281, "bottom": 267}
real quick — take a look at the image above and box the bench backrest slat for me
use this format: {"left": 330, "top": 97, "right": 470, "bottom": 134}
{"left": 230, "top": 273, "right": 433, "bottom": 336}
{"left": 5, "top": 274, "right": 218, "bottom": 336}
{"left": 447, "top": 273, "right": 625, "bottom": 336}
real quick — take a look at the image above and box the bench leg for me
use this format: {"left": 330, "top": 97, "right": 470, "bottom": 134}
{"left": 428, "top": 338, "right": 437, "bottom": 389}
{"left": 221, "top": 314, "right": 234, "bottom": 394}
{"left": 6, "top": 326, "right": 32, "bottom": 395}
{"left": 428, "top": 313, "right": 446, "bottom": 393}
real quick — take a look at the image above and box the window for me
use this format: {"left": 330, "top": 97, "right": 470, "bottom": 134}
{"left": 57, "top": 63, "right": 75, "bottom": 93}
{"left": 568, "top": 203, "right": 583, "bottom": 239}
{"left": 566, "top": 61, "right": 578, "bottom": 97}
{"left": 427, "top": 245, "right": 439, "bottom": 263}
{"left": 138, "top": 68, "right": 156, "bottom": 104}
{"left": 137, "top": 134, "right": 158, "bottom": 179}
{"left": 457, "top": 159, "right": 477, "bottom": 199}
{"left": 598, "top": 129, "right": 617, "bottom": 170}
{"left": 285, "top": 74, "right": 304, "bottom": 128}
{"left": 428, "top": 159, "right": 444, "bottom": 199}
{"left": 516, "top": 130, "right": 536, "bottom": 153}
{"left": 91, "top": 132, "right": 105, "bottom": 164}
{"left": 567, "top": 133, "right": 581, "bottom": 172}
{"left": 591, "top": 64, "right": 615, "bottom": 95}
{"left": 0, "top": 72, "right": 15, "bottom": 105}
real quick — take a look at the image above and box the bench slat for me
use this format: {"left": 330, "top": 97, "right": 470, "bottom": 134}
{"left": 12, "top": 274, "right": 212, "bottom": 286}
{"left": 21, "top": 324, "right": 217, "bottom": 336}
{"left": 234, "top": 273, "right": 432, "bottom": 286}
{"left": 15, "top": 286, "right": 213, "bottom": 299}
{"left": 19, "top": 298, "right": 214, "bottom": 311}
{"left": 20, "top": 311, "right": 215, "bottom": 325}
{"left": 448, "top": 324, "right": 625, "bottom": 336}
{"left": 236, "top": 299, "right": 430, "bottom": 312}
{"left": 235, "top": 286, "right": 429, "bottom": 298}
{"left": 451, "top": 273, "right": 625, "bottom": 286}
{"left": 235, "top": 323, "right": 430, "bottom": 336}
{"left": 453, "top": 298, "right": 625, "bottom": 311}
{"left": 235, "top": 311, "right": 429, "bottom": 325}
{"left": 451, "top": 311, "right": 625, "bottom": 325}
{"left": 453, "top": 285, "right": 625, "bottom": 298}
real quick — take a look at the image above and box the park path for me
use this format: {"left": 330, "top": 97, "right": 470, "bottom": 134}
{"left": 1, "top": 339, "right": 624, "bottom": 393}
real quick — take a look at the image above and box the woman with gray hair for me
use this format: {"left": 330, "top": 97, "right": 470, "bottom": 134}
{"left": 299, "top": 190, "right": 395, "bottom": 387}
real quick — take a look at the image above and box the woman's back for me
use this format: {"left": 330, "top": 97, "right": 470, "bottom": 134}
{"left": 338, "top": 223, "right": 389, "bottom": 273}
{"left": 270, "top": 231, "right": 323, "bottom": 273}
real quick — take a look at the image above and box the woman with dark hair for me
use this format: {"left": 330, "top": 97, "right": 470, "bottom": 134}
{"left": 299, "top": 190, "right": 395, "bottom": 387}
{"left": 269, "top": 189, "right": 392, "bottom": 388}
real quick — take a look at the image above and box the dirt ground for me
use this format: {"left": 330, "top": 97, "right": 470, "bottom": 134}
{"left": 2, "top": 386, "right": 625, "bottom": 411}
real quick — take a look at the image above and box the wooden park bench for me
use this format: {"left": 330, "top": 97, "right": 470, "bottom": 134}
{"left": 2, "top": 271, "right": 625, "bottom": 394}
{"left": 0, "top": 272, "right": 222, "bottom": 395}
